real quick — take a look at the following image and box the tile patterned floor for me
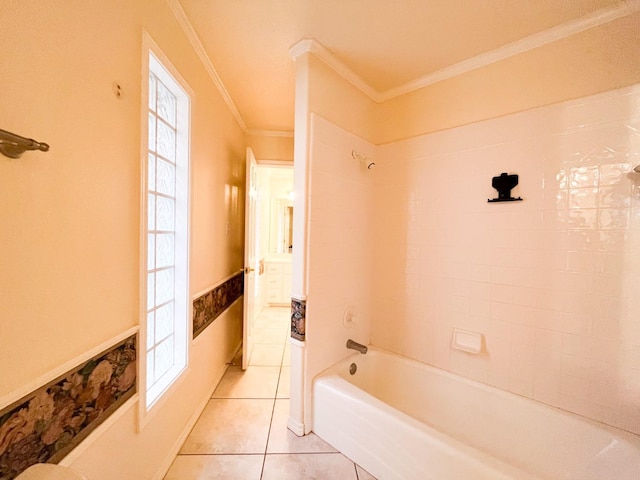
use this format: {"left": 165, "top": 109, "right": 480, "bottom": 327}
{"left": 165, "top": 307, "right": 376, "bottom": 480}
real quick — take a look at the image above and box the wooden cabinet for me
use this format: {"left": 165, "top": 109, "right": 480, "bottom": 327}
{"left": 265, "top": 261, "right": 292, "bottom": 305}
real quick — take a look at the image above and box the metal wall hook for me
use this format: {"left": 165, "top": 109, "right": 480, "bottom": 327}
{"left": 0, "top": 128, "right": 49, "bottom": 159}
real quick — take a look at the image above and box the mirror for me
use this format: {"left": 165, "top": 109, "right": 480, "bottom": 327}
{"left": 256, "top": 164, "right": 294, "bottom": 258}
{"left": 270, "top": 198, "right": 293, "bottom": 254}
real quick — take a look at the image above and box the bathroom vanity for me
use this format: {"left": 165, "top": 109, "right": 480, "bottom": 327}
{"left": 264, "top": 259, "right": 292, "bottom": 305}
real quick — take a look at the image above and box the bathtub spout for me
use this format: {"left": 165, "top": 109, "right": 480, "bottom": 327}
{"left": 346, "top": 339, "right": 368, "bottom": 354}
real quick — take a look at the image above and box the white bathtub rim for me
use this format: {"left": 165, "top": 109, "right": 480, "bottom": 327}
{"left": 316, "top": 345, "right": 640, "bottom": 445}
{"left": 313, "top": 374, "right": 541, "bottom": 480}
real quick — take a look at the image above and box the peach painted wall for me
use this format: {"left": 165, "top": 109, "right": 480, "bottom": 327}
{"left": 308, "top": 56, "right": 378, "bottom": 144}
{"left": 246, "top": 134, "right": 294, "bottom": 162}
{"left": 0, "top": 1, "right": 244, "bottom": 479}
{"left": 376, "top": 12, "right": 640, "bottom": 144}
{"left": 373, "top": 85, "right": 640, "bottom": 434}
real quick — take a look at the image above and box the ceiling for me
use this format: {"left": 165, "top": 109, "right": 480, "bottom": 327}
{"left": 177, "top": 0, "right": 628, "bottom": 134}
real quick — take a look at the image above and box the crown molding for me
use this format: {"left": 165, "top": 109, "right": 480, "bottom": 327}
{"left": 246, "top": 129, "right": 294, "bottom": 138}
{"left": 379, "top": 0, "right": 640, "bottom": 101}
{"left": 292, "top": 0, "right": 640, "bottom": 103}
{"left": 290, "top": 38, "right": 379, "bottom": 101}
{"left": 166, "top": 0, "right": 247, "bottom": 131}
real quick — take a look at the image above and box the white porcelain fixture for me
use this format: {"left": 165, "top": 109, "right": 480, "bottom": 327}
{"left": 14, "top": 464, "right": 88, "bottom": 480}
{"left": 313, "top": 347, "right": 640, "bottom": 480}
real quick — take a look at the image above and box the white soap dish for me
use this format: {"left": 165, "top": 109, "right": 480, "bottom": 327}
{"left": 451, "top": 328, "right": 483, "bottom": 354}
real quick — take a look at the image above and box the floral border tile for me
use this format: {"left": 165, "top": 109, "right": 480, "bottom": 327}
{"left": 0, "top": 335, "right": 137, "bottom": 480}
{"left": 291, "top": 298, "right": 306, "bottom": 341}
{"left": 193, "top": 272, "right": 244, "bottom": 339}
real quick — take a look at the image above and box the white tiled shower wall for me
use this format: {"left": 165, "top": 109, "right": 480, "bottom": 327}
{"left": 304, "top": 115, "right": 375, "bottom": 411}
{"left": 373, "top": 85, "right": 640, "bottom": 434}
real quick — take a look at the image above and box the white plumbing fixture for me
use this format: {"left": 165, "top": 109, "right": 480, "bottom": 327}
{"left": 351, "top": 150, "right": 375, "bottom": 170}
{"left": 451, "top": 328, "right": 483, "bottom": 354}
{"left": 14, "top": 464, "right": 88, "bottom": 480}
{"left": 343, "top": 306, "right": 357, "bottom": 329}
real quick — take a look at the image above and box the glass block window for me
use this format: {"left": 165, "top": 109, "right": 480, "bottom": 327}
{"left": 144, "top": 52, "right": 190, "bottom": 410}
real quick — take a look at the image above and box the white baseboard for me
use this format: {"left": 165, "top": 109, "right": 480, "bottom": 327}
{"left": 152, "top": 339, "right": 242, "bottom": 480}
{"left": 287, "top": 416, "right": 305, "bottom": 437}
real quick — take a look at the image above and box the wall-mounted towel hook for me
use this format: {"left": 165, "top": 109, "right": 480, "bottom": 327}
{"left": 0, "top": 128, "right": 50, "bottom": 159}
{"left": 488, "top": 172, "right": 522, "bottom": 202}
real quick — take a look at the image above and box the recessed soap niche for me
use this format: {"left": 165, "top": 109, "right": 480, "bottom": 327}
{"left": 451, "top": 328, "right": 483, "bottom": 354}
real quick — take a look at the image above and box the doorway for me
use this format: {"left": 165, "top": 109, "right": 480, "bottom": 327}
{"left": 244, "top": 162, "right": 294, "bottom": 368}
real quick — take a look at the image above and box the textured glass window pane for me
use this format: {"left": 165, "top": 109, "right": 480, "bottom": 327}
{"left": 157, "top": 80, "right": 176, "bottom": 127}
{"left": 148, "top": 194, "right": 156, "bottom": 230}
{"left": 155, "top": 233, "right": 174, "bottom": 268}
{"left": 149, "top": 74, "right": 157, "bottom": 111}
{"left": 146, "top": 53, "right": 190, "bottom": 409}
{"left": 147, "top": 234, "right": 155, "bottom": 270}
{"left": 156, "top": 268, "right": 174, "bottom": 305}
{"left": 156, "top": 196, "right": 175, "bottom": 231}
{"left": 156, "top": 158, "right": 175, "bottom": 196}
{"left": 155, "top": 301, "right": 174, "bottom": 342}
{"left": 148, "top": 153, "right": 156, "bottom": 192}
{"left": 155, "top": 336, "right": 174, "bottom": 379}
{"left": 148, "top": 113, "right": 156, "bottom": 151}
{"left": 156, "top": 121, "right": 176, "bottom": 161}
{"left": 147, "top": 311, "right": 155, "bottom": 350}
{"left": 147, "top": 272, "right": 155, "bottom": 308}
{"left": 146, "top": 350, "right": 155, "bottom": 384}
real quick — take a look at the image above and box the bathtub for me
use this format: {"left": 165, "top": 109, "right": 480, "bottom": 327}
{"left": 313, "top": 347, "right": 640, "bottom": 480}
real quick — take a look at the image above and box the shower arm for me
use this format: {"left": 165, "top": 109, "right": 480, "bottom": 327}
{"left": 0, "top": 128, "right": 50, "bottom": 159}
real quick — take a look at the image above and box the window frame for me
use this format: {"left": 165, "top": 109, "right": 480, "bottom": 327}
{"left": 139, "top": 32, "right": 193, "bottom": 424}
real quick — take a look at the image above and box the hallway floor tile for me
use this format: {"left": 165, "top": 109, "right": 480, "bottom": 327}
{"left": 165, "top": 307, "right": 376, "bottom": 480}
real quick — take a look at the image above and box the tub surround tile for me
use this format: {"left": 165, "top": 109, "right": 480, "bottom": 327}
{"left": 368, "top": 85, "right": 640, "bottom": 434}
{"left": 179, "top": 399, "right": 273, "bottom": 454}
{"left": 193, "top": 272, "right": 243, "bottom": 338}
{"left": 0, "top": 335, "right": 137, "bottom": 480}
{"left": 212, "top": 366, "right": 280, "bottom": 399}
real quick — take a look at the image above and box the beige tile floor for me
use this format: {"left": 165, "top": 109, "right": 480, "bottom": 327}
{"left": 165, "top": 306, "right": 376, "bottom": 480}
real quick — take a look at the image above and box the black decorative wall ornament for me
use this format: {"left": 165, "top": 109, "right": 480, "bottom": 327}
{"left": 488, "top": 172, "right": 523, "bottom": 202}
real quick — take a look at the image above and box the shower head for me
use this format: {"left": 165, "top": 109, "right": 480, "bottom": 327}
{"left": 352, "top": 150, "right": 375, "bottom": 170}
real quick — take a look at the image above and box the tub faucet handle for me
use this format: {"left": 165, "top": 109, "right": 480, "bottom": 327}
{"left": 346, "top": 339, "right": 368, "bottom": 354}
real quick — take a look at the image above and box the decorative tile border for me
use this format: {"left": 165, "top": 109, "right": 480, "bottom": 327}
{"left": 193, "top": 272, "right": 244, "bottom": 339}
{"left": 291, "top": 297, "right": 306, "bottom": 341}
{"left": 0, "top": 335, "right": 137, "bottom": 480}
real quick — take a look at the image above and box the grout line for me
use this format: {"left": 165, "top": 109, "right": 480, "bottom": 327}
{"left": 262, "top": 452, "right": 350, "bottom": 456}
{"left": 259, "top": 395, "right": 277, "bottom": 480}
{"left": 170, "top": 308, "right": 293, "bottom": 479}
{"left": 177, "top": 452, "right": 265, "bottom": 457}
{"left": 259, "top": 308, "right": 289, "bottom": 479}
{"left": 208, "top": 395, "right": 279, "bottom": 402}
